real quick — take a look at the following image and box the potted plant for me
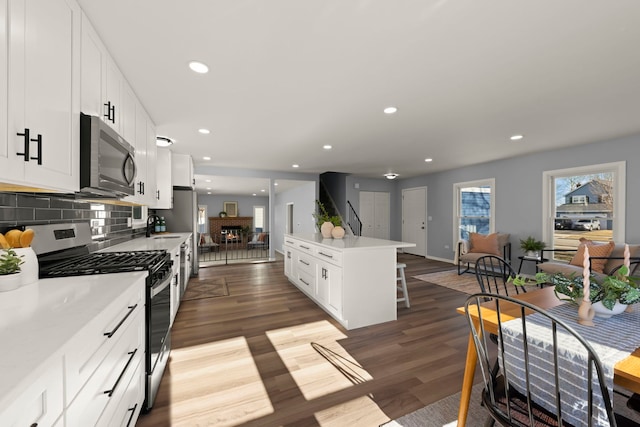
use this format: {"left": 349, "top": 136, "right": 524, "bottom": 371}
{"left": 0, "top": 248, "right": 25, "bottom": 292}
{"left": 313, "top": 200, "right": 342, "bottom": 238}
{"left": 519, "top": 236, "right": 546, "bottom": 259}
{"left": 219, "top": 211, "right": 227, "bottom": 218}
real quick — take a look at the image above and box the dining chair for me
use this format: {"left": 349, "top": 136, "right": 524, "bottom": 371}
{"left": 464, "top": 293, "right": 637, "bottom": 427}
{"left": 475, "top": 255, "right": 525, "bottom": 296}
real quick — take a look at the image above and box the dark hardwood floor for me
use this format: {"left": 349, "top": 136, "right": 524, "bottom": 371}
{"left": 137, "top": 253, "right": 478, "bottom": 427}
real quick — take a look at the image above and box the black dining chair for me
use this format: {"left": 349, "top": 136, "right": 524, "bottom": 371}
{"left": 464, "top": 293, "right": 637, "bottom": 427}
{"left": 475, "top": 255, "right": 525, "bottom": 296}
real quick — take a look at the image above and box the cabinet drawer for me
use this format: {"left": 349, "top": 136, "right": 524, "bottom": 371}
{"left": 66, "top": 283, "right": 143, "bottom": 402}
{"left": 315, "top": 247, "right": 342, "bottom": 266}
{"left": 283, "top": 237, "right": 297, "bottom": 248}
{"left": 296, "top": 253, "right": 315, "bottom": 275}
{"left": 295, "top": 240, "right": 315, "bottom": 254}
{"left": 97, "top": 357, "right": 144, "bottom": 427}
{"left": 66, "top": 308, "right": 144, "bottom": 427}
{"left": 296, "top": 269, "right": 314, "bottom": 294}
{"left": 0, "top": 355, "right": 64, "bottom": 427}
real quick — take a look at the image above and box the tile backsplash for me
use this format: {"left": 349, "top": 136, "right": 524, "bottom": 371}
{"left": 0, "top": 192, "right": 146, "bottom": 251}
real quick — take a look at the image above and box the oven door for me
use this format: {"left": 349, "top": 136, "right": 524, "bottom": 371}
{"left": 147, "top": 273, "right": 172, "bottom": 409}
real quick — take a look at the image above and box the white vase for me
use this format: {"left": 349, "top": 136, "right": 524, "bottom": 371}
{"left": 331, "top": 226, "right": 345, "bottom": 239}
{"left": 591, "top": 300, "right": 628, "bottom": 318}
{"left": 0, "top": 272, "right": 23, "bottom": 292}
{"left": 13, "top": 247, "right": 38, "bottom": 286}
{"left": 320, "top": 222, "right": 334, "bottom": 238}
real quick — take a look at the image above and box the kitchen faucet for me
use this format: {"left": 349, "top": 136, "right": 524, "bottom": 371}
{"left": 146, "top": 214, "right": 160, "bottom": 238}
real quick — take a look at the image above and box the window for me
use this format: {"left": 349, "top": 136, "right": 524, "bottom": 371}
{"left": 453, "top": 179, "right": 495, "bottom": 242}
{"left": 571, "top": 195, "right": 587, "bottom": 204}
{"left": 542, "top": 161, "right": 625, "bottom": 256}
{"left": 253, "top": 206, "right": 265, "bottom": 232}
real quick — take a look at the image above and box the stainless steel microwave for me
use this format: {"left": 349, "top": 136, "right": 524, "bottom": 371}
{"left": 79, "top": 113, "right": 136, "bottom": 197}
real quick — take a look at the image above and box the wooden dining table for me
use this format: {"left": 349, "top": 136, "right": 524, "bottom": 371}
{"left": 455, "top": 286, "right": 640, "bottom": 427}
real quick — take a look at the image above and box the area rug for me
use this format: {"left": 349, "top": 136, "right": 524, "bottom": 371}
{"left": 182, "top": 277, "right": 229, "bottom": 301}
{"left": 381, "top": 383, "right": 486, "bottom": 427}
{"left": 413, "top": 269, "right": 480, "bottom": 295}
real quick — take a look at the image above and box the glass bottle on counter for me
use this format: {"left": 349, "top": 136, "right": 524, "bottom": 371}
{"left": 160, "top": 217, "right": 166, "bottom": 232}
{"left": 155, "top": 217, "right": 161, "bottom": 233}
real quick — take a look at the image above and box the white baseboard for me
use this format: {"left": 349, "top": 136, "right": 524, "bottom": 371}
{"left": 425, "top": 255, "right": 455, "bottom": 264}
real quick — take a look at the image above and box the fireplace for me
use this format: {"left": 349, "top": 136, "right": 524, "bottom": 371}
{"left": 221, "top": 225, "right": 243, "bottom": 242}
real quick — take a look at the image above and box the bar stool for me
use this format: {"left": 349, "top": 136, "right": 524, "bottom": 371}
{"left": 397, "top": 263, "right": 410, "bottom": 308}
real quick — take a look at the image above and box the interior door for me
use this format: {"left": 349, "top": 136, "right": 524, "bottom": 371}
{"left": 359, "top": 191, "right": 390, "bottom": 239}
{"left": 402, "top": 187, "right": 427, "bottom": 256}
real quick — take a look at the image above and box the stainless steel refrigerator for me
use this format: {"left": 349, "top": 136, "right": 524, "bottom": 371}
{"left": 156, "top": 188, "right": 199, "bottom": 276}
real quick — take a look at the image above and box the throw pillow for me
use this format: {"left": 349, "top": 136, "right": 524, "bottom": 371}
{"left": 468, "top": 232, "right": 500, "bottom": 256}
{"left": 569, "top": 240, "right": 615, "bottom": 273}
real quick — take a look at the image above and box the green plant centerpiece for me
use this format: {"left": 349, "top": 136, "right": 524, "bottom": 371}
{"left": 313, "top": 200, "right": 341, "bottom": 231}
{"left": 510, "top": 265, "right": 640, "bottom": 310}
{"left": 0, "top": 248, "right": 24, "bottom": 275}
{"left": 519, "top": 236, "right": 546, "bottom": 258}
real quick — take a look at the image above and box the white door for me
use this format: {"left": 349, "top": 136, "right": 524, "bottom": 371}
{"left": 359, "top": 191, "right": 390, "bottom": 239}
{"left": 402, "top": 187, "right": 427, "bottom": 256}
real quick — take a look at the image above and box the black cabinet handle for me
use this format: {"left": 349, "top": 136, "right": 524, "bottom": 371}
{"left": 16, "top": 128, "right": 30, "bottom": 161}
{"left": 104, "top": 101, "right": 116, "bottom": 123}
{"left": 111, "top": 104, "right": 116, "bottom": 123}
{"left": 30, "top": 133, "right": 42, "bottom": 165}
{"left": 322, "top": 267, "right": 328, "bottom": 279}
{"left": 300, "top": 278, "right": 310, "bottom": 286}
{"left": 104, "top": 101, "right": 111, "bottom": 121}
{"left": 104, "top": 348, "right": 138, "bottom": 397}
{"left": 104, "top": 304, "right": 138, "bottom": 338}
{"left": 300, "top": 245, "right": 310, "bottom": 250}
{"left": 141, "top": 181, "right": 145, "bottom": 195}
{"left": 126, "top": 404, "right": 138, "bottom": 427}
{"left": 299, "top": 259, "right": 310, "bottom": 266}
{"left": 318, "top": 252, "right": 333, "bottom": 259}
{"left": 156, "top": 190, "right": 160, "bottom": 200}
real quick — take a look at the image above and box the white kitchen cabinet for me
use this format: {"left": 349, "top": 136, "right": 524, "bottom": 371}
{"left": 120, "top": 81, "right": 137, "bottom": 144}
{"left": 152, "top": 147, "right": 173, "bottom": 209}
{"left": 170, "top": 246, "right": 181, "bottom": 326}
{"left": 171, "top": 153, "right": 195, "bottom": 189}
{"left": 284, "top": 234, "right": 413, "bottom": 330}
{"left": 0, "top": 0, "right": 7, "bottom": 176}
{"left": 145, "top": 118, "right": 158, "bottom": 205}
{"left": 1, "top": 0, "right": 80, "bottom": 192}
{"left": 124, "top": 103, "right": 156, "bottom": 207}
{"left": 0, "top": 355, "right": 64, "bottom": 427}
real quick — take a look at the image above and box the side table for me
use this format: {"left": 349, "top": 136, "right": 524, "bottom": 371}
{"left": 517, "top": 255, "right": 548, "bottom": 275}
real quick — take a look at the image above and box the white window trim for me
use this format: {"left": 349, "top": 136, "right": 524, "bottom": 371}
{"left": 542, "top": 161, "right": 626, "bottom": 245}
{"left": 453, "top": 178, "right": 496, "bottom": 245}
{"left": 253, "top": 205, "right": 265, "bottom": 230}
{"left": 571, "top": 195, "right": 587, "bottom": 204}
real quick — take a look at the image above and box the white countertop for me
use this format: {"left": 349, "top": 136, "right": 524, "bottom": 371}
{"left": 285, "top": 233, "right": 415, "bottom": 250}
{"left": 102, "top": 232, "right": 191, "bottom": 253}
{"left": 0, "top": 271, "right": 148, "bottom": 408}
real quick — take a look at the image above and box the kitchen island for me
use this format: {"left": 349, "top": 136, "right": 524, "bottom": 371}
{"left": 283, "top": 233, "right": 415, "bottom": 330}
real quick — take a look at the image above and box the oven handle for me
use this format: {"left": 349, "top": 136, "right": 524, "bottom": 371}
{"left": 151, "top": 275, "right": 172, "bottom": 298}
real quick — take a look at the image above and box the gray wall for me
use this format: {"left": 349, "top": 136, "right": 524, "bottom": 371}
{"left": 273, "top": 181, "right": 317, "bottom": 253}
{"left": 397, "top": 132, "right": 640, "bottom": 263}
{"left": 199, "top": 194, "right": 269, "bottom": 230}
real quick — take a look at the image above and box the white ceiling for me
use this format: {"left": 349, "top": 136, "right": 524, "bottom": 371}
{"left": 78, "top": 1, "right": 640, "bottom": 196}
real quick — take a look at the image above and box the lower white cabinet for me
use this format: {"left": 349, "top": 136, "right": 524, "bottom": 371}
{"left": 284, "top": 234, "right": 406, "bottom": 330}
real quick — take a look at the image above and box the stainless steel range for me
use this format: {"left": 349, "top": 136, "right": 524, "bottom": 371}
{"left": 31, "top": 223, "right": 172, "bottom": 411}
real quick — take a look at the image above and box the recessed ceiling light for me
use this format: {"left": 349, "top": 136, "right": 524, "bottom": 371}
{"left": 384, "top": 173, "right": 399, "bottom": 180}
{"left": 323, "top": 145, "right": 332, "bottom": 150}
{"left": 156, "top": 136, "right": 174, "bottom": 147}
{"left": 383, "top": 106, "right": 398, "bottom": 114}
{"left": 198, "top": 128, "right": 210, "bottom": 134}
{"left": 252, "top": 193, "right": 257, "bottom": 196}
{"left": 202, "top": 156, "right": 211, "bottom": 161}
{"left": 205, "top": 179, "right": 211, "bottom": 183}
{"left": 207, "top": 192, "right": 211, "bottom": 195}
{"left": 292, "top": 164, "right": 299, "bottom": 168}
{"left": 425, "top": 158, "right": 433, "bottom": 162}
{"left": 274, "top": 182, "right": 278, "bottom": 186}
{"left": 260, "top": 189, "right": 266, "bottom": 192}
{"left": 510, "top": 134, "right": 524, "bottom": 141}
{"left": 206, "top": 187, "right": 211, "bottom": 190}
{"left": 188, "top": 61, "right": 209, "bottom": 74}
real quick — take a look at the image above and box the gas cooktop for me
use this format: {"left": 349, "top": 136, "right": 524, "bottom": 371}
{"left": 39, "top": 250, "right": 169, "bottom": 278}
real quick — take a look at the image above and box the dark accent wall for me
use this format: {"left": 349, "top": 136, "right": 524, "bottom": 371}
{"left": 0, "top": 192, "right": 145, "bottom": 251}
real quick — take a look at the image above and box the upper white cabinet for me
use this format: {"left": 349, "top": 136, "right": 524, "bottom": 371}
{"left": 124, "top": 103, "right": 156, "bottom": 206}
{"left": 1, "top": 0, "right": 81, "bottom": 192}
{"left": 171, "top": 153, "right": 194, "bottom": 189}
{"left": 152, "top": 148, "right": 172, "bottom": 209}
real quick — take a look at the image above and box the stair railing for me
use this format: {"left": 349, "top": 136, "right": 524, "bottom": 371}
{"left": 347, "top": 201, "right": 362, "bottom": 236}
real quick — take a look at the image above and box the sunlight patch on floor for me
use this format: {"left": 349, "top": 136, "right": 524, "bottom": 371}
{"left": 167, "top": 337, "right": 273, "bottom": 427}
{"left": 266, "top": 320, "right": 373, "bottom": 401}
{"left": 314, "top": 395, "right": 391, "bottom": 427}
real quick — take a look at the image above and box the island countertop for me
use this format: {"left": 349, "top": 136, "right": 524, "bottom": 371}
{"left": 284, "top": 233, "right": 415, "bottom": 251}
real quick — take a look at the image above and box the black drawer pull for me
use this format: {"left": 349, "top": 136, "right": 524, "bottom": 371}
{"left": 322, "top": 268, "right": 328, "bottom": 279}
{"left": 30, "top": 133, "right": 42, "bottom": 165}
{"left": 300, "top": 245, "right": 310, "bottom": 250}
{"left": 300, "top": 278, "right": 310, "bottom": 286}
{"left": 104, "top": 348, "right": 138, "bottom": 397}
{"left": 104, "top": 304, "right": 138, "bottom": 338}
{"left": 16, "top": 128, "right": 30, "bottom": 160}
{"left": 318, "top": 252, "right": 333, "bottom": 259}
{"left": 285, "top": 240, "right": 294, "bottom": 244}
{"left": 299, "top": 260, "right": 310, "bottom": 266}
{"left": 126, "top": 403, "right": 138, "bottom": 427}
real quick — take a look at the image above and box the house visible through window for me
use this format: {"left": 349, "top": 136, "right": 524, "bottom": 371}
{"left": 453, "top": 179, "right": 495, "bottom": 242}
{"left": 543, "top": 161, "right": 625, "bottom": 259}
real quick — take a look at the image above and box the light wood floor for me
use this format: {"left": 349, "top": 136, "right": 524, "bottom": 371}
{"left": 136, "top": 253, "right": 477, "bottom": 427}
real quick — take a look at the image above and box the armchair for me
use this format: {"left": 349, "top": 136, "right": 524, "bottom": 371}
{"left": 457, "top": 232, "right": 511, "bottom": 275}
